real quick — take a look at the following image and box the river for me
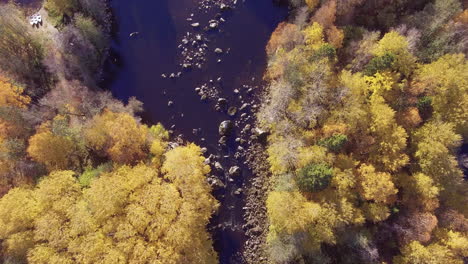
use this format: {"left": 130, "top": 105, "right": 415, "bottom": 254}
{"left": 102, "top": 0, "right": 287, "bottom": 263}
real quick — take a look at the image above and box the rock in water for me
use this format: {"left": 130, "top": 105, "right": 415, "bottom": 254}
{"left": 229, "top": 166, "right": 241, "bottom": 177}
{"left": 228, "top": 107, "right": 237, "bottom": 116}
{"left": 219, "top": 120, "right": 233, "bottom": 136}
{"left": 214, "top": 162, "right": 223, "bottom": 171}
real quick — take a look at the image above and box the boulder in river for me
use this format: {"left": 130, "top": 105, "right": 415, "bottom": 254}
{"left": 219, "top": 120, "right": 233, "bottom": 136}
{"left": 215, "top": 48, "right": 223, "bottom": 54}
{"left": 191, "top": 22, "right": 200, "bottom": 27}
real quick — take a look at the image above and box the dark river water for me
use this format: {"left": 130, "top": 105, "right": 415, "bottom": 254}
{"left": 103, "top": 0, "right": 287, "bottom": 262}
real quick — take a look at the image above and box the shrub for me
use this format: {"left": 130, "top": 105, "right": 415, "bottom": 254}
{"left": 296, "top": 163, "right": 333, "bottom": 192}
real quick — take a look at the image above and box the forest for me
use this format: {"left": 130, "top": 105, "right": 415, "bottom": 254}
{"left": 0, "top": 0, "right": 218, "bottom": 263}
{"left": 260, "top": 0, "right": 467, "bottom": 263}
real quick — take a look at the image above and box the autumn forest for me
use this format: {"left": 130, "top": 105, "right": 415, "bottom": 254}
{"left": 0, "top": 0, "right": 467, "bottom": 263}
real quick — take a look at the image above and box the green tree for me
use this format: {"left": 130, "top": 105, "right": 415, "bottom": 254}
{"left": 318, "top": 134, "right": 347, "bottom": 152}
{"left": 296, "top": 163, "right": 333, "bottom": 192}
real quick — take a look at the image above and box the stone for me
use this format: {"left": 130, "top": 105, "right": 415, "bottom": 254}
{"left": 254, "top": 127, "right": 269, "bottom": 139}
{"left": 240, "top": 103, "right": 249, "bottom": 111}
{"left": 251, "top": 226, "right": 262, "bottom": 235}
{"left": 167, "top": 101, "right": 174, "bottom": 107}
{"left": 214, "top": 162, "right": 223, "bottom": 171}
{"left": 218, "top": 136, "right": 227, "bottom": 145}
{"left": 219, "top": 120, "right": 233, "bottom": 136}
{"left": 218, "top": 98, "right": 228, "bottom": 104}
{"left": 209, "top": 22, "right": 218, "bottom": 29}
{"left": 227, "top": 106, "right": 237, "bottom": 116}
{"left": 191, "top": 22, "right": 200, "bottom": 27}
{"left": 234, "top": 188, "right": 242, "bottom": 195}
{"left": 211, "top": 179, "right": 226, "bottom": 190}
{"left": 215, "top": 48, "right": 223, "bottom": 54}
{"left": 229, "top": 166, "right": 241, "bottom": 177}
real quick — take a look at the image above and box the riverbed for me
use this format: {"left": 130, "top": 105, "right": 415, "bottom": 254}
{"left": 103, "top": 0, "right": 287, "bottom": 263}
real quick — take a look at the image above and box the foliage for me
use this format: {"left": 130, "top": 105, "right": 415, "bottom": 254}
{"left": 318, "top": 134, "right": 347, "bottom": 152}
{"left": 357, "top": 164, "right": 397, "bottom": 204}
{"left": 84, "top": 110, "right": 149, "bottom": 164}
{"left": 27, "top": 124, "right": 82, "bottom": 171}
{"left": 296, "top": 163, "right": 333, "bottom": 192}
{"left": 394, "top": 240, "right": 463, "bottom": 264}
{"left": 413, "top": 54, "right": 468, "bottom": 136}
{"left": 0, "top": 145, "right": 218, "bottom": 263}
{"left": 261, "top": 2, "right": 468, "bottom": 261}
{"left": 44, "top": 0, "right": 79, "bottom": 26}
{"left": 0, "top": 77, "right": 31, "bottom": 109}
{"left": 371, "top": 31, "right": 416, "bottom": 76}
{"left": 363, "top": 53, "right": 395, "bottom": 76}
{"left": 74, "top": 14, "right": 108, "bottom": 59}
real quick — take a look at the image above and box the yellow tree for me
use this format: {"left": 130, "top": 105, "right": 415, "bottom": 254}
{"left": 0, "top": 144, "right": 219, "bottom": 264}
{"left": 161, "top": 143, "right": 218, "bottom": 217}
{"left": 27, "top": 125, "right": 78, "bottom": 171}
{"left": 0, "top": 188, "right": 39, "bottom": 259}
{"left": 400, "top": 172, "right": 440, "bottom": 211}
{"left": 394, "top": 241, "right": 463, "bottom": 264}
{"left": 372, "top": 31, "right": 416, "bottom": 77}
{"left": 0, "top": 76, "right": 30, "bottom": 108}
{"left": 29, "top": 171, "right": 82, "bottom": 262}
{"left": 85, "top": 110, "right": 148, "bottom": 164}
{"left": 302, "top": 22, "right": 325, "bottom": 51}
{"left": 412, "top": 121, "right": 462, "bottom": 184}
{"left": 412, "top": 54, "right": 468, "bottom": 137}
{"left": 267, "top": 191, "right": 320, "bottom": 235}
{"left": 368, "top": 96, "right": 409, "bottom": 172}
{"left": 357, "top": 163, "right": 398, "bottom": 204}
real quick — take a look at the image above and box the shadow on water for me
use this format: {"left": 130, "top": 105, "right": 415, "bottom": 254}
{"left": 102, "top": 0, "right": 287, "bottom": 263}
